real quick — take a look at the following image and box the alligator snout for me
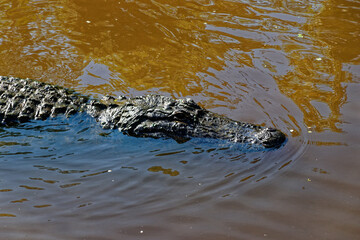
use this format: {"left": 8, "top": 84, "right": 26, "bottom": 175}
{"left": 256, "top": 128, "right": 286, "bottom": 148}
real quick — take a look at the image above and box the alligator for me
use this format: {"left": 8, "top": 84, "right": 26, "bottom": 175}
{"left": 0, "top": 76, "right": 286, "bottom": 149}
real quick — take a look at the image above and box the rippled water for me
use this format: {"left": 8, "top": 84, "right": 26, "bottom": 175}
{"left": 0, "top": 0, "right": 359, "bottom": 239}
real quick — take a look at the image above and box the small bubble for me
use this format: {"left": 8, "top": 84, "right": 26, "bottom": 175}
{"left": 289, "top": 129, "right": 294, "bottom": 132}
{"left": 86, "top": 20, "right": 91, "bottom": 24}
{"left": 315, "top": 57, "right": 322, "bottom": 61}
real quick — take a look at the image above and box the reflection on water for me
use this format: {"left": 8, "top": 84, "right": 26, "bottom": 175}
{"left": 276, "top": 0, "right": 358, "bottom": 133}
{"left": 148, "top": 166, "right": 180, "bottom": 176}
{"left": 0, "top": 0, "right": 359, "bottom": 239}
{"left": 0, "top": 0, "right": 86, "bottom": 87}
{"left": 0, "top": 0, "right": 356, "bottom": 133}
{"left": 0, "top": 115, "right": 301, "bottom": 237}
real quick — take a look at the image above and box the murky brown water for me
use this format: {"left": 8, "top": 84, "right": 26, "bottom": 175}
{"left": 0, "top": 0, "right": 359, "bottom": 239}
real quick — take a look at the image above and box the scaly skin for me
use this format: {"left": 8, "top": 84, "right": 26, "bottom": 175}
{"left": 0, "top": 76, "right": 286, "bottom": 149}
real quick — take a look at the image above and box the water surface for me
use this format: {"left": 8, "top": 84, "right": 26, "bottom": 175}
{"left": 0, "top": 0, "right": 359, "bottom": 239}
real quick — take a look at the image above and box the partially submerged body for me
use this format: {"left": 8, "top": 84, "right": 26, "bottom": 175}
{"left": 0, "top": 76, "right": 286, "bottom": 149}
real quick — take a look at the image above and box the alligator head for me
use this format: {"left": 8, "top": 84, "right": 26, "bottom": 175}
{"left": 93, "top": 95, "right": 286, "bottom": 149}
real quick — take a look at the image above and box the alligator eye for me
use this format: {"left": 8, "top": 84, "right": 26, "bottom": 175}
{"left": 171, "top": 110, "right": 190, "bottom": 121}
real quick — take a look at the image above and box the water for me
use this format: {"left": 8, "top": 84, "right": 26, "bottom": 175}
{"left": 0, "top": 0, "right": 359, "bottom": 239}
